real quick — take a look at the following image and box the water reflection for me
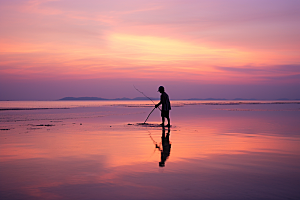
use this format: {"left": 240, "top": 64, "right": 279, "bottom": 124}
{"left": 1, "top": 101, "right": 300, "bottom": 200}
{"left": 149, "top": 126, "right": 172, "bottom": 167}
{"left": 159, "top": 127, "right": 171, "bottom": 167}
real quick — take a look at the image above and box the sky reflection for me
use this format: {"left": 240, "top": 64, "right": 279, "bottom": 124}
{"left": 1, "top": 101, "right": 300, "bottom": 199}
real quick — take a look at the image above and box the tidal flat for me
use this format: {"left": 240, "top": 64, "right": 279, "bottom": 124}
{"left": 1, "top": 100, "right": 300, "bottom": 200}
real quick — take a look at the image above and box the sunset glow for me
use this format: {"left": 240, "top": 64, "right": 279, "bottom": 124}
{"left": 0, "top": 0, "right": 299, "bottom": 100}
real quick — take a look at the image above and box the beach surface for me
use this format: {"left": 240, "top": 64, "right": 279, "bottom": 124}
{"left": 1, "top": 100, "right": 300, "bottom": 200}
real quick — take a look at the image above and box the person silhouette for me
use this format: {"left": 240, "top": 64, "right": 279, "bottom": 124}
{"left": 155, "top": 86, "right": 171, "bottom": 127}
{"left": 159, "top": 126, "right": 171, "bottom": 167}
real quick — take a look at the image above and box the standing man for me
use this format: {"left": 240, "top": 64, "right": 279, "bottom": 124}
{"left": 155, "top": 86, "right": 171, "bottom": 127}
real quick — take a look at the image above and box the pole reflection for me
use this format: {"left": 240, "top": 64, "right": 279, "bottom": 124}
{"left": 149, "top": 126, "right": 172, "bottom": 167}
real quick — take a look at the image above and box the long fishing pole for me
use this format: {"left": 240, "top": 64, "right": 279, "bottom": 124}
{"left": 133, "top": 85, "right": 161, "bottom": 124}
{"left": 144, "top": 107, "right": 155, "bottom": 123}
{"left": 133, "top": 85, "right": 161, "bottom": 111}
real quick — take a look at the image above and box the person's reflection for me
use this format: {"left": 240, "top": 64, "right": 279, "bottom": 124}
{"left": 159, "top": 126, "right": 171, "bottom": 167}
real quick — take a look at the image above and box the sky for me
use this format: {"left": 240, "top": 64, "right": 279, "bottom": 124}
{"left": 0, "top": 0, "right": 300, "bottom": 100}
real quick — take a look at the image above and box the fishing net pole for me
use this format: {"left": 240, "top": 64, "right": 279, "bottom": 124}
{"left": 133, "top": 85, "right": 161, "bottom": 123}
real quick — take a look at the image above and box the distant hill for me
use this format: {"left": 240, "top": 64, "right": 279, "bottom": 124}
{"left": 187, "top": 98, "right": 259, "bottom": 100}
{"left": 58, "top": 97, "right": 298, "bottom": 101}
{"left": 59, "top": 97, "right": 159, "bottom": 101}
{"left": 233, "top": 98, "right": 258, "bottom": 100}
{"left": 187, "top": 98, "right": 227, "bottom": 100}
{"left": 59, "top": 97, "right": 108, "bottom": 100}
{"left": 114, "top": 97, "right": 131, "bottom": 100}
{"left": 132, "top": 97, "right": 159, "bottom": 100}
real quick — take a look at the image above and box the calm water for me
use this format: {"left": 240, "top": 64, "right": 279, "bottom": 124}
{"left": 1, "top": 100, "right": 300, "bottom": 200}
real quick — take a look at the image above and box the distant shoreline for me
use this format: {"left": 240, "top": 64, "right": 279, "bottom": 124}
{"left": 57, "top": 97, "right": 300, "bottom": 101}
{"left": 1, "top": 97, "right": 300, "bottom": 101}
{"left": 58, "top": 97, "right": 159, "bottom": 101}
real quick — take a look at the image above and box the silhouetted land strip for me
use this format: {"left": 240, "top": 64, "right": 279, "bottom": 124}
{"left": 59, "top": 97, "right": 159, "bottom": 100}
{"left": 0, "top": 108, "right": 69, "bottom": 111}
{"left": 59, "top": 97, "right": 300, "bottom": 101}
{"left": 183, "top": 102, "right": 300, "bottom": 105}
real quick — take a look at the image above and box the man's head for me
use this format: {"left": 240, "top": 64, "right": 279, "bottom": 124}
{"left": 158, "top": 86, "right": 164, "bottom": 93}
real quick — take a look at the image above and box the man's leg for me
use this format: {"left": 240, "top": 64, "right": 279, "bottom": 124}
{"left": 165, "top": 111, "right": 170, "bottom": 127}
{"left": 161, "top": 116, "right": 165, "bottom": 126}
{"left": 166, "top": 117, "right": 170, "bottom": 127}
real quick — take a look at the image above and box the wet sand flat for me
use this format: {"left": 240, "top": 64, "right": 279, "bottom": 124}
{"left": 1, "top": 100, "right": 300, "bottom": 200}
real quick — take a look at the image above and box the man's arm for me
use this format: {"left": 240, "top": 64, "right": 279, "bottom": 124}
{"left": 155, "top": 101, "right": 161, "bottom": 108}
{"left": 155, "top": 94, "right": 162, "bottom": 108}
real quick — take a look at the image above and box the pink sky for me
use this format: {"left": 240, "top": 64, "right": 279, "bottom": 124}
{"left": 0, "top": 0, "right": 300, "bottom": 100}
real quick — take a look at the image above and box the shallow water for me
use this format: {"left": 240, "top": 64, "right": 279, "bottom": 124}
{"left": 1, "top": 101, "right": 300, "bottom": 200}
